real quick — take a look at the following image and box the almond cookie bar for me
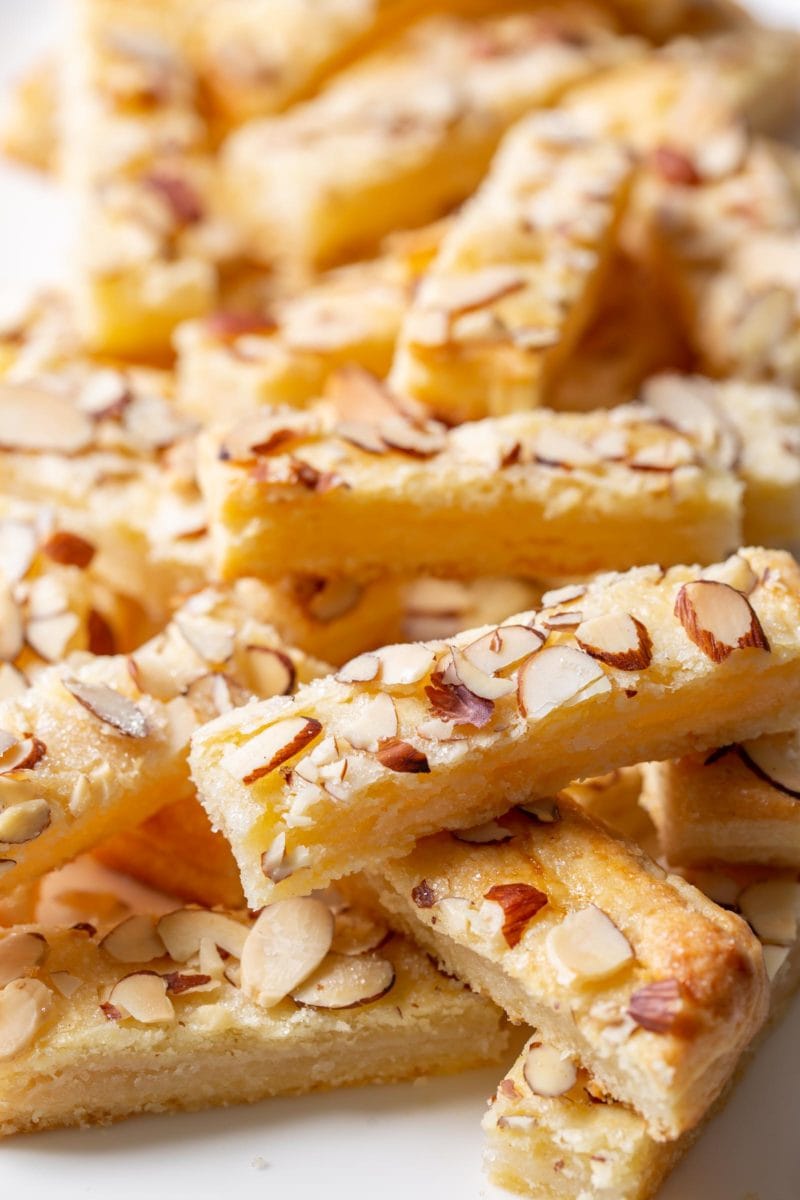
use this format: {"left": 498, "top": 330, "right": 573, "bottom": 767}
{"left": 221, "top": 7, "right": 638, "bottom": 275}
{"left": 373, "top": 800, "right": 767, "bottom": 1140}
{"left": 190, "top": 548, "right": 800, "bottom": 907}
{"left": 482, "top": 860, "right": 800, "bottom": 1199}
{"left": 388, "top": 113, "right": 634, "bottom": 421}
{"left": 0, "top": 891, "right": 508, "bottom": 1135}
{"left": 199, "top": 399, "right": 743, "bottom": 584}
{"left": 0, "top": 583, "right": 329, "bottom": 897}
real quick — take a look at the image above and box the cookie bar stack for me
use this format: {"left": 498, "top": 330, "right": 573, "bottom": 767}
{"left": 1, "top": 0, "right": 800, "bottom": 1196}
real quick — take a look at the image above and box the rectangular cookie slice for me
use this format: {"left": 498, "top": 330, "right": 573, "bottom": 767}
{"left": 0, "top": 893, "right": 508, "bottom": 1135}
{"left": 220, "top": 7, "right": 639, "bottom": 275}
{"left": 388, "top": 113, "right": 634, "bottom": 421}
{"left": 482, "top": 860, "right": 800, "bottom": 1199}
{"left": 372, "top": 800, "right": 767, "bottom": 1140}
{"left": 0, "top": 583, "right": 329, "bottom": 898}
{"left": 189, "top": 547, "right": 800, "bottom": 907}
{"left": 199, "top": 397, "right": 743, "bottom": 584}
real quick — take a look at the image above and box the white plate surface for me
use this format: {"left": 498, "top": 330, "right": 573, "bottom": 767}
{"left": 1, "top": 2, "right": 799, "bottom": 1196}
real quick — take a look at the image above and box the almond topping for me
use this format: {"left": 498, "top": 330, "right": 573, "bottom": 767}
{"left": 484, "top": 883, "right": 548, "bottom": 947}
{"left": 290, "top": 952, "right": 395, "bottom": 1009}
{"left": 737, "top": 733, "right": 800, "bottom": 799}
{"left": 575, "top": 612, "right": 652, "bottom": 671}
{"left": 628, "top": 979, "right": 684, "bottom": 1033}
{"left": 41, "top": 531, "right": 95, "bottom": 569}
{"left": 157, "top": 909, "right": 248, "bottom": 963}
{"left": 445, "top": 647, "right": 515, "bottom": 700}
{"left": 242, "top": 645, "right": 296, "bottom": 698}
{"left": 674, "top": 581, "right": 770, "bottom": 663}
{"left": 101, "top": 915, "right": 166, "bottom": 964}
{"left": 62, "top": 678, "right": 149, "bottom": 738}
{"left": 331, "top": 910, "right": 389, "bottom": 957}
{"left": 108, "top": 972, "right": 175, "bottom": 1024}
{"left": 518, "top": 799, "right": 560, "bottom": 824}
{"left": 299, "top": 577, "right": 363, "bottom": 623}
{"left": 0, "top": 736, "right": 45, "bottom": 774}
{"left": 0, "top": 932, "right": 47, "bottom": 986}
{"left": 0, "top": 977, "right": 52, "bottom": 1059}
{"left": 763, "top": 944, "right": 790, "bottom": 982}
{"left": 425, "top": 673, "right": 494, "bottom": 729}
{"left": 0, "top": 384, "right": 93, "bottom": 453}
{"left": 174, "top": 613, "right": 235, "bottom": 665}
{"left": 452, "top": 820, "right": 513, "bottom": 845}
{"left": 342, "top": 693, "right": 397, "bottom": 751}
{"left": 0, "top": 588, "right": 23, "bottom": 661}
{"left": 87, "top": 609, "right": 116, "bottom": 656}
{"left": 739, "top": 879, "right": 800, "bottom": 946}
{"left": 375, "top": 739, "right": 430, "bottom": 774}
{"left": 518, "top": 646, "right": 611, "bottom": 720}
{"left": 0, "top": 664, "right": 26, "bottom": 701}
{"left": 0, "top": 520, "right": 37, "bottom": 582}
{"left": 26, "top": 612, "right": 80, "bottom": 662}
{"left": 374, "top": 644, "right": 436, "bottom": 686}
{"left": 241, "top": 897, "right": 334, "bottom": 1009}
{"left": 0, "top": 799, "right": 51, "bottom": 844}
{"left": 379, "top": 416, "right": 446, "bottom": 459}
{"left": 50, "top": 972, "right": 84, "bottom": 998}
{"left": 231, "top": 717, "right": 323, "bottom": 785}
{"left": 423, "top": 267, "right": 525, "bottom": 317}
{"left": 533, "top": 429, "right": 597, "bottom": 469}
{"left": 462, "top": 625, "right": 544, "bottom": 676}
{"left": 163, "top": 971, "right": 215, "bottom": 996}
{"left": 522, "top": 1043, "right": 577, "bottom": 1098}
{"left": 546, "top": 906, "right": 633, "bottom": 982}
{"left": 336, "top": 653, "right": 379, "bottom": 684}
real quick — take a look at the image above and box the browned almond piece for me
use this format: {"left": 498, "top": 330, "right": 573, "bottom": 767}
{"left": 517, "top": 646, "right": 609, "bottom": 720}
{"left": 0, "top": 931, "right": 47, "bottom": 987}
{"left": 546, "top": 906, "right": 633, "bottom": 982}
{"left": 0, "top": 384, "right": 94, "bottom": 453}
{"left": 379, "top": 416, "right": 446, "bottom": 459}
{"left": 523, "top": 1042, "right": 578, "bottom": 1098}
{"left": 331, "top": 910, "right": 389, "bottom": 957}
{"left": 452, "top": 820, "right": 513, "bottom": 845}
{"left": 107, "top": 972, "right": 174, "bottom": 1024}
{"left": 484, "top": 883, "right": 548, "bottom": 948}
{"left": 87, "top": 609, "right": 116, "bottom": 656}
{"left": 462, "top": 625, "right": 543, "bottom": 676}
{"left": 241, "top": 897, "right": 334, "bottom": 1008}
{"left": 41, "top": 530, "right": 96, "bottom": 569}
{"left": 375, "top": 739, "right": 430, "bottom": 774}
{"left": 628, "top": 979, "right": 684, "bottom": 1033}
{"left": 290, "top": 952, "right": 395, "bottom": 1009}
{"left": 162, "top": 971, "right": 215, "bottom": 995}
{"left": 62, "top": 678, "right": 149, "bottom": 738}
{"left": 221, "top": 413, "right": 308, "bottom": 462}
{"left": 101, "top": 915, "right": 166, "bottom": 964}
{"left": 575, "top": 612, "right": 653, "bottom": 671}
{"left": 0, "top": 736, "right": 45, "bottom": 774}
{"left": 242, "top": 645, "right": 296, "bottom": 698}
{"left": 157, "top": 909, "right": 248, "bottom": 962}
{"left": 674, "top": 581, "right": 769, "bottom": 663}
{"left": 230, "top": 717, "right": 323, "bottom": 785}
{"left": 0, "top": 977, "right": 53, "bottom": 1059}
{"left": 533, "top": 429, "right": 597, "bottom": 469}
{"left": 0, "top": 799, "right": 51, "bottom": 844}
{"left": 0, "top": 520, "right": 37, "bottom": 582}
{"left": 425, "top": 674, "right": 494, "bottom": 729}
{"left": 737, "top": 733, "right": 800, "bottom": 799}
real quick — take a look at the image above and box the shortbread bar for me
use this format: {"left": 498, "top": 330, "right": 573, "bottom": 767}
{"left": 199, "top": 398, "right": 742, "bottom": 584}
{"left": 221, "top": 7, "right": 638, "bottom": 274}
{"left": 483, "top": 859, "right": 800, "bottom": 1199}
{"left": 641, "top": 733, "right": 800, "bottom": 869}
{"left": 0, "top": 583, "right": 328, "bottom": 897}
{"left": 373, "top": 800, "right": 767, "bottom": 1140}
{"left": 0, "top": 892, "right": 508, "bottom": 1135}
{"left": 190, "top": 548, "right": 800, "bottom": 906}
{"left": 389, "top": 113, "right": 633, "bottom": 421}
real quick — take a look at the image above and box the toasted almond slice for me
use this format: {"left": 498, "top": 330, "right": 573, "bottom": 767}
{"left": 0, "top": 664, "right": 27, "bottom": 701}
{"left": 462, "top": 626, "right": 544, "bottom": 676}
{"left": 425, "top": 665, "right": 495, "bottom": 729}
{"left": 341, "top": 693, "right": 397, "bottom": 752}
{"left": 379, "top": 416, "right": 446, "bottom": 459}
{"left": 575, "top": 612, "right": 652, "bottom": 672}
{"left": 241, "top": 897, "right": 334, "bottom": 1009}
{"left": 335, "top": 420, "right": 386, "bottom": 455}
{"left": 198, "top": 937, "right": 226, "bottom": 981}
{"left": 674, "top": 581, "right": 769, "bottom": 663}
{"left": 0, "top": 736, "right": 45, "bottom": 774}
{"left": 523, "top": 1043, "right": 577, "bottom": 1098}
{"left": 627, "top": 978, "right": 684, "bottom": 1033}
{"left": 737, "top": 733, "right": 800, "bottom": 799}
{"left": 41, "top": 530, "right": 96, "bottom": 569}
{"left": 62, "top": 678, "right": 149, "bottom": 738}
{"left": 336, "top": 652, "right": 379, "bottom": 684}
{"left": 0, "top": 978, "right": 52, "bottom": 1059}
{"left": 242, "top": 645, "right": 296, "bottom": 697}
{"left": 540, "top": 584, "right": 587, "bottom": 607}
{"left": 26, "top": 612, "right": 80, "bottom": 662}
{"left": 739, "top": 879, "right": 800, "bottom": 946}
{"left": 0, "top": 588, "right": 24, "bottom": 662}
{"left": 302, "top": 577, "right": 363, "bottom": 623}
{"left": 290, "top": 952, "right": 395, "bottom": 1009}
{"left": 0, "top": 932, "right": 47, "bottom": 987}
{"left": 546, "top": 906, "right": 634, "bottom": 982}
{"left": 0, "top": 384, "right": 93, "bottom": 453}
{"left": 452, "top": 820, "right": 513, "bottom": 845}
{"left": 518, "top": 798, "right": 561, "bottom": 824}
{"left": 50, "top": 971, "right": 84, "bottom": 998}
{"left": 533, "top": 429, "right": 597, "bottom": 469}
{"left": 375, "top": 739, "right": 430, "bottom": 774}
{"left": 0, "top": 799, "right": 51, "bottom": 844}
{"left": 518, "top": 645, "right": 611, "bottom": 720}
{"left": 221, "top": 412, "right": 307, "bottom": 462}
{"left": 447, "top": 648, "right": 515, "bottom": 701}
{"left": 184, "top": 672, "right": 250, "bottom": 721}
{"left": 228, "top": 717, "right": 323, "bottom": 785}
{"left": 423, "top": 267, "right": 525, "bottom": 317}
{"left": 77, "top": 368, "right": 130, "bottom": 416}
{"left": 157, "top": 909, "right": 248, "bottom": 962}
{"left": 484, "top": 883, "right": 548, "bottom": 947}
{"left": 331, "top": 910, "right": 389, "bottom": 957}
{"left": 404, "top": 308, "right": 450, "bottom": 348}
{"left": 163, "top": 970, "right": 215, "bottom": 995}
{"left": 101, "top": 915, "right": 166, "bottom": 964}
{"left": 374, "top": 644, "right": 436, "bottom": 686}
{"left": 174, "top": 613, "right": 235, "bottom": 665}
{"left": 108, "top": 972, "right": 175, "bottom": 1024}
{"left": 542, "top": 611, "right": 583, "bottom": 631}
{"left": 0, "top": 520, "right": 37, "bottom": 583}
{"left": 261, "top": 832, "right": 287, "bottom": 882}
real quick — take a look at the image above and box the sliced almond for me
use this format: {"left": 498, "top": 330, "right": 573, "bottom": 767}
{"left": 379, "top": 416, "right": 446, "bottom": 459}
{"left": 0, "top": 736, "right": 45, "bottom": 774}
{"left": 101, "top": 915, "right": 166, "bottom": 964}
{"left": 0, "top": 384, "right": 93, "bottom": 453}
{"left": 452, "top": 820, "right": 513, "bottom": 845}
{"left": 331, "top": 910, "right": 389, "bottom": 957}
{"left": 462, "top": 626, "right": 544, "bottom": 676}
{"left": 241, "top": 896, "right": 334, "bottom": 1009}
{"left": 518, "top": 798, "right": 560, "bottom": 824}
{"left": 540, "top": 584, "right": 587, "bottom": 607}
{"left": 174, "top": 613, "right": 235, "bottom": 665}
{"left": 301, "top": 577, "right": 363, "bottom": 623}
{"left": 701, "top": 554, "right": 758, "bottom": 596}
{"left": 87, "top": 609, "right": 116, "bottom": 656}
{"left": 0, "top": 587, "right": 23, "bottom": 661}
{"left": 763, "top": 944, "right": 790, "bottom": 982}
{"left": 0, "top": 977, "right": 52, "bottom": 1060}
{"left": 375, "top": 738, "right": 430, "bottom": 774}
{"left": 627, "top": 978, "right": 684, "bottom": 1033}
{"left": 242, "top": 646, "right": 296, "bottom": 698}
{"left": 184, "top": 672, "right": 250, "bottom": 722}
{"left": 0, "top": 520, "right": 37, "bottom": 583}
{"left": 336, "top": 653, "right": 379, "bottom": 684}
{"left": 546, "top": 906, "right": 634, "bottom": 982}
{"left": 522, "top": 1043, "right": 577, "bottom": 1098}
{"left": 533, "top": 429, "right": 597, "bottom": 469}
{"left": 484, "top": 883, "right": 548, "bottom": 947}
{"left": 229, "top": 717, "right": 322, "bottom": 785}
{"left": 446, "top": 648, "right": 515, "bottom": 701}
{"left": 425, "top": 671, "right": 495, "bottom": 729}
{"left": 575, "top": 612, "right": 652, "bottom": 672}
{"left": 261, "top": 832, "right": 287, "bottom": 883}
{"left": 341, "top": 693, "right": 397, "bottom": 752}
{"left": 108, "top": 972, "right": 175, "bottom": 1024}
{"left": 0, "top": 664, "right": 27, "bottom": 701}
{"left": 290, "top": 952, "right": 395, "bottom": 1009}
{"left": 50, "top": 971, "right": 84, "bottom": 998}
{"left": 41, "top": 530, "right": 96, "bottom": 569}
{"left": 374, "top": 644, "right": 436, "bottom": 687}
{"left": 674, "top": 581, "right": 769, "bottom": 663}
{"left": 335, "top": 420, "right": 386, "bottom": 455}
{"left": 423, "top": 267, "right": 525, "bottom": 317}
{"left": 0, "top": 799, "right": 51, "bottom": 844}
{"left": 739, "top": 879, "right": 800, "bottom": 946}
{"left": 518, "top": 646, "right": 611, "bottom": 720}
{"left": 162, "top": 971, "right": 215, "bottom": 996}
{"left": 26, "top": 612, "right": 80, "bottom": 662}
{"left": 737, "top": 733, "right": 800, "bottom": 799}
{"left": 62, "top": 678, "right": 149, "bottom": 738}
{"left": 0, "top": 931, "right": 47, "bottom": 987}
{"left": 157, "top": 909, "right": 248, "bottom": 962}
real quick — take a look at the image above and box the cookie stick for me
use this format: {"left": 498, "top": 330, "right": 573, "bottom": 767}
{"left": 221, "top": 7, "right": 639, "bottom": 276}
{"left": 0, "top": 892, "right": 508, "bottom": 1136}
{"left": 199, "top": 400, "right": 742, "bottom": 584}
{"left": 483, "top": 860, "right": 800, "bottom": 1200}
{"left": 190, "top": 548, "right": 800, "bottom": 907}
{"left": 388, "top": 113, "right": 634, "bottom": 422}
{"left": 0, "top": 583, "right": 329, "bottom": 898}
